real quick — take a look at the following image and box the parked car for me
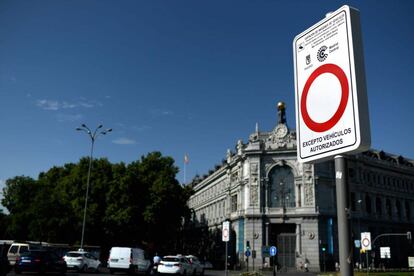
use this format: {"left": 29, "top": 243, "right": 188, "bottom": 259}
{"left": 63, "top": 249, "right": 101, "bottom": 272}
{"left": 108, "top": 247, "right": 151, "bottom": 274}
{"left": 186, "top": 255, "right": 204, "bottom": 276}
{"left": 158, "top": 255, "right": 192, "bottom": 275}
{"left": 7, "top": 243, "right": 31, "bottom": 266}
{"left": 14, "top": 250, "right": 67, "bottom": 274}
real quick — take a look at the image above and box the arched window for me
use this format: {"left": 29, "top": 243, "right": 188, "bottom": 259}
{"left": 268, "top": 165, "right": 295, "bottom": 208}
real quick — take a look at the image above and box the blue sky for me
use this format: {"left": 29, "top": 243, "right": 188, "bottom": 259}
{"left": 1, "top": 0, "right": 414, "bottom": 205}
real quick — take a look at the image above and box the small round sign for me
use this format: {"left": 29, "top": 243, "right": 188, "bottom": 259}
{"left": 270, "top": 246, "right": 277, "bottom": 257}
{"left": 223, "top": 229, "right": 229, "bottom": 239}
{"left": 300, "top": 63, "right": 349, "bottom": 132}
{"left": 245, "top": 250, "right": 251, "bottom": 257}
{"left": 362, "top": 238, "right": 370, "bottom": 247}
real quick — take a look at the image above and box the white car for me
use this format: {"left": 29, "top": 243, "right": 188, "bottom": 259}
{"left": 186, "top": 255, "right": 204, "bottom": 275}
{"left": 63, "top": 250, "right": 101, "bottom": 272}
{"left": 158, "top": 256, "right": 192, "bottom": 275}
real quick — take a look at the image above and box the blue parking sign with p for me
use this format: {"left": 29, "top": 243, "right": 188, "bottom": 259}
{"left": 270, "top": 246, "right": 277, "bottom": 256}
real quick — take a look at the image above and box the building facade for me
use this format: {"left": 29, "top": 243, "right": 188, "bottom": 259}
{"left": 187, "top": 102, "right": 414, "bottom": 272}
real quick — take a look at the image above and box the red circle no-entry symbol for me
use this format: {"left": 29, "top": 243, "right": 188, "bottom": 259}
{"left": 300, "top": 63, "right": 349, "bottom": 132}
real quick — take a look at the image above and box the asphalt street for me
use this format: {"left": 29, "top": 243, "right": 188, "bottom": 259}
{"left": 5, "top": 269, "right": 319, "bottom": 276}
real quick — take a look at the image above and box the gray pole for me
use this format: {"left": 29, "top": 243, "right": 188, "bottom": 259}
{"left": 77, "top": 124, "right": 112, "bottom": 250}
{"left": 225, "top": 241, "right": 228, "bottom": 276}
{"left": 80, "top": 138, "right": 94, "bottom": 250}
{"left": 335, "top": 155, "right": 353, "bottom": 276}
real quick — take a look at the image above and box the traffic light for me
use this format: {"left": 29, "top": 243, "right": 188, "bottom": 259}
{"left": 321, "top": 243, "right": 327, "bottom": 252}
{"left": 246, "top": 240, "right": 250, "bottom": 250}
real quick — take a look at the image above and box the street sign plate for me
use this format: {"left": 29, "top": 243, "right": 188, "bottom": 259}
{"left": 293, "top": 5, "right": 370, "bottom": 163}
{"left": 380, "top": 247, "right": 391, "bottom": 259}
{"left": 222, "top": 221, "right": 230, "bottom": 242}
{"left": 245, "top": 250, "right": 251, "bottom": 257}
{"left": 361, "top": 232, "right": 371, "bottom": 250}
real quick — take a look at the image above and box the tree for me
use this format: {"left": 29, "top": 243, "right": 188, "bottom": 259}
{"left": 1, "top": 176, "right": 38, "bottom": 239}
{"left": 1, "top": 152, "right": 191, "bottom": 254}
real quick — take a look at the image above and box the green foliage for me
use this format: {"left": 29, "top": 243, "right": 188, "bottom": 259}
{"left": 1, "top": 151, "right": 191, "bottom": 252}
{"left": 240, "top": 272, "right": 263, "bottom": 276}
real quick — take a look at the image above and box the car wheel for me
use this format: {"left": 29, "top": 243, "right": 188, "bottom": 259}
{"left": 83, "top": 264, "right": 88, "bottom": 272}
{"left": 110, "top": 268, "right": 115, "bottom": 274}
{"left": 14, "top": 268, "right": 21, "bottom": 275}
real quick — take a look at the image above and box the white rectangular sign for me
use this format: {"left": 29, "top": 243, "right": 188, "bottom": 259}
{"left": 380, "top": 247, "right": 391, "bottom": 259}
{"left": 293, "top": 5, "right": 370, "bottom": 163}
{"left": 222, "top": 221, "right": 230, "bottom": 242}
{"left": 361, "top": 232, "right": 371, "bottom": 250}
{"left": 409, "top": 257, "right": 414, "bottom": 268}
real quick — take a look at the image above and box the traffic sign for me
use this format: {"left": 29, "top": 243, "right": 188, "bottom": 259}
{"left": 222, "top": 221, "right": 230, "bottom": 242}
{"left": 380, "top": 247, "right": 391, "bottom": 259}
{"left": 361, "top": 232, "right": 371, "bottom": 250}
{"left": 293, "top": 5, "right": 370, "bottom": 163}
{"left": 270, "top": 246, "right": 277, "bottom": 257}
{"left": 245, "top": 250, "right": 251, "bottom": 257}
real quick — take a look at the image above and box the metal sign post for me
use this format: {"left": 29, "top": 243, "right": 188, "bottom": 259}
{"left": 222, "top": 221, "right": 230, "bottom": 276}
{"left": 270, "top": 246, "right": 277, "bottom": 276}
{"left": 335, "top": 155, "right": 352, "bottom": 275}
{"left": 245, "top": 250, "right": 251, "bottom": 272}
{"left": 225, "top": 241, "right": 228, "bottom": 276}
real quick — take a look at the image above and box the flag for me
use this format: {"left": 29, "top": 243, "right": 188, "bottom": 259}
{"left": 184, "top": 154, "right": 189, "bottom": 164}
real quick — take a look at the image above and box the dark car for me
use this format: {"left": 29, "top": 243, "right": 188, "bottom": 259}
{"left": 15, "top": 250, "right": 67, "bottom": 274}
{"left": 0, "top": 244, "right": 12, "bottom": 276}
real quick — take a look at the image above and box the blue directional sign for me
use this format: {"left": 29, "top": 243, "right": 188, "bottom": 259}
{"left": 245, "top": 250, "right": 251, "bottom": 257}
{"left": 270, "top": 246, "right": 277, "bottom": 256}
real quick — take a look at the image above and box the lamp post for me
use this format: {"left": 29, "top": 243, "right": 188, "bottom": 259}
{"left": 76, "top": 124, "right": 112, "bottom": 249}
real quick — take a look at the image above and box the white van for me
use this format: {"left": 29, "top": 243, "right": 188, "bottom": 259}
{"left": 108, "top": 247, "right": 150, "bottom": 274}
{"left": 7, "top": 243, "right": 31, "bottom": 265}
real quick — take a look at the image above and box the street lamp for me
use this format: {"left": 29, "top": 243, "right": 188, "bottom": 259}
{"left": 76, "top": 124, "right": 112, "bottom": 249}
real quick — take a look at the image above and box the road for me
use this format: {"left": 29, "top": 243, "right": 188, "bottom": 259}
{"left": 5, "top": 269, "right": 319, "bottom": 276}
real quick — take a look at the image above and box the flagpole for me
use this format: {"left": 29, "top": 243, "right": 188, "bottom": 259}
{"left": 184, "top": 160, "right": 186, "bottom": 184}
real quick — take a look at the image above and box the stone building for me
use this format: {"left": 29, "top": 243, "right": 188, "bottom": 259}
{"left": 187, "top": 102, "right": 414, "bottom": 272}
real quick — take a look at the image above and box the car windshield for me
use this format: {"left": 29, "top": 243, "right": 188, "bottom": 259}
{"left": 162, "top": 257, "right": 180, "bottom": 262}
{"left": 66, "top": 252, "right": 83, "bottom": 257}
